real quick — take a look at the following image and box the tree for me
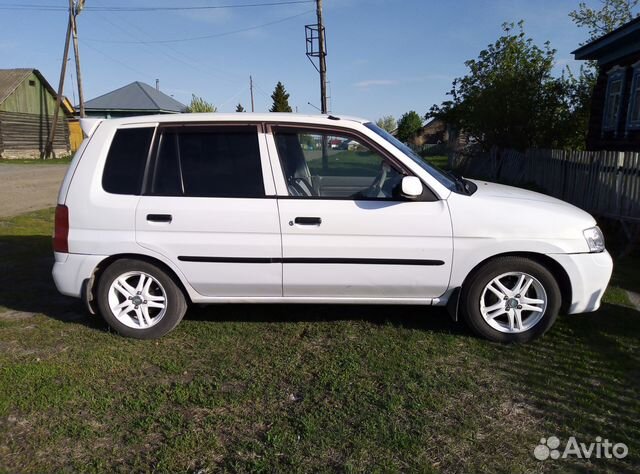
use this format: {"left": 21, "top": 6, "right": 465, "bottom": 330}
{"left": 185, "top": 94, "right": 216, "bottom": 113}
{"left": 375, "top": 115, "right": 397, "bottom": 133}
{"left": 428, "top": 21, "right": 589, "bottom": 151}
{"left": 235, "top": 103, "right": 246, "bottom": 112}
{"left": 270, "top": 82, "right": 292, "bottom": 112}
{"left": 570, "top": 0, "right": 639, "bottom": 42}
{"left": 396, "top": 111, "right": 423, "bottom": 143}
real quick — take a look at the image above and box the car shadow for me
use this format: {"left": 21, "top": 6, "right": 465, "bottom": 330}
{"left": 0, "top": 235, "right": 466, "bottom": 336}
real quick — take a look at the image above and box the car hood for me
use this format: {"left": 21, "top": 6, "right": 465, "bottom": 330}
{"left": 447, "top": 179, "right": 596, "bottom": 253}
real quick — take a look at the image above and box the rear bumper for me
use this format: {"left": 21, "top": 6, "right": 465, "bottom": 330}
{"left": 548, "top": 251, "right": 613, "bottom": 314}
{"left": 52, "top": 252, "right": 106, "bottom": 298}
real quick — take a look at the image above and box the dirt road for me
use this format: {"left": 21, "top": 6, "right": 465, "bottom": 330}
{"left": 0, "top": 164, "right": 68, "bottom": 217}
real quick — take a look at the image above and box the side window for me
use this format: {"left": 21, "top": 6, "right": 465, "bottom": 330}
{"left": 274, "top": 129, "right": 404, "bottom": 199}
{"left": 151, "top": 126, "right": 265, "bottom": 198}
{"left": 602, "top": 69, "right": 625, "bottom": 132}
{"left": 102, "top": 127, "right": 154, "bottom": 195}
{"left": 627, "top": 67, "right": 640, "bottom": 130}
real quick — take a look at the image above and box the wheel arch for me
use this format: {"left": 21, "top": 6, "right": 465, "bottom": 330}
{"left": 460, "top": 251, "right": 573, "bottom": 313}
{"left": 84, "top": 253, "right": 193, "bottom": 313}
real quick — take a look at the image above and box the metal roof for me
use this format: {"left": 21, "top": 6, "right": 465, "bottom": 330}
{"left": 573, "top": 16, "right": 640, "bottom": 65}
{"left": 84, "top": 81, "right": 187, "bottom": 113}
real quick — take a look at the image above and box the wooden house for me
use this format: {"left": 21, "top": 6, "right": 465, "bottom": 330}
{"left": 573, "top": 17, "right": 640, "bottom": 151}
{"left": 0, "top": 68, "right": 71, "bottom": 158}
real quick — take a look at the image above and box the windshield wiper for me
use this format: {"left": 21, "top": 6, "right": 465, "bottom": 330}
{"left": 445, "top": 170, "right": 471, "bottom": 195}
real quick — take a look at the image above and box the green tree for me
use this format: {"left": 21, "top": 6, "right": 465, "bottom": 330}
{"left": 396, "top": 111, "right": 423, "bottom": 143}
{"left": 428, "top": 21, "right": 589, "bottom": 150}
{"left": 270, "top": 82, "right": 293, "bottom": 112}
{"left": 376, "top": 115, "right": 397, "bottom": 133}
{"left": 235, "top": 103, "right": 246, "bottom": 112}
{"left": 185, "top": 94, "right": 216, "bottom": 113}
{"left": 570, "top": 0, "right": 639, "bottom": 42}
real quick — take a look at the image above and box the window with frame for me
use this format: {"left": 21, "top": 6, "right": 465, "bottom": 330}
{"left": 274, "top": 128, "right": 405, "bottom": 199}
{"left": 602, "top": 69, "right": 625, "bottom": 132}
{"left": 102, "top": 127, "right": 155, "bottom": 195}
{"left": 150, "top": 125, "right": 265, "bottom": 198}
{"left": 627, "top": 67, "right": 640, "bottom": 130}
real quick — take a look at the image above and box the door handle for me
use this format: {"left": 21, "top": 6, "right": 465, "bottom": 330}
{"left": 293, "top": 217, "right": 322, "bottom": 226}
{"left": 147, "top": 214, "right": 172, "bottom": 223}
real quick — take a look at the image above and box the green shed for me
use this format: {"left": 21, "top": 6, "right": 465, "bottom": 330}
{"left": 0, "top": 68, "right": 71, "bottom": 158}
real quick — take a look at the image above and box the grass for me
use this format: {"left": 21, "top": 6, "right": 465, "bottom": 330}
{"left": 0, "top": 208, "right": 638, "bottom": 473}
{"left": 0, "top": 156, "right": 72, "bottom": 165}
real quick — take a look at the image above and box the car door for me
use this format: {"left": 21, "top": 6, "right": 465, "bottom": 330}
{"left": 135, "top": 123, "right": 282, "bottom": 297}
{"left": 267, "top": 124, "right": 453, "bottom": 300}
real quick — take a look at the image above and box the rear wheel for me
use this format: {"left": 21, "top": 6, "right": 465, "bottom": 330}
{"left": 96, "top": 259, "right": 187, "bottom": 339}
{"left": 460, "top": 257, "right": 561, "bottom": 343}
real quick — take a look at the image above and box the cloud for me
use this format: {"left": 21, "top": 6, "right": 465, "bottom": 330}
{"left": 178, "top": 8, "right": 232, "bottom": 25}
{"left": 354, "top": 79, "right": 400, "bottom": 88}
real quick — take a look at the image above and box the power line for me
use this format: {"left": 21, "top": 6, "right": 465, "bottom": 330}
{"left": 84, "top": 10, "right": 313, "bottom": 44}
{"left": 0, "top": 1, "right": 313, "bottom": 11}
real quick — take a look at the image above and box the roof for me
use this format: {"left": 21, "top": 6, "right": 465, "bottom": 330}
{"left": 0, "top": 68, "right": 74, "bottom": 116}
{"left": 0, "top": 68, "right": 32, "bottom": 103}
{"left": 573, "top": 16, "right": 640, "bottom": 65}
{"left": 84, "top": 112, "right": 370, "bottom": 128}
{"left": 0, "top": 68, "right": 65, "bottom": 105}
{"left": 84, "top": 81, "right": 187, "bottom": 113}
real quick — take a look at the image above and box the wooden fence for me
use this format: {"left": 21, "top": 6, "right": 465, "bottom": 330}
{"left": 452, "top": 148, "right": 640, "bottom": 223}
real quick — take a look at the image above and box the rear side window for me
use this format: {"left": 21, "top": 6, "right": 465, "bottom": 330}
{"left": 102, "top": 128, "right": 154, "bottom": 195}
{"left": 151, "top": 126, "right": 265, "bottom": 198}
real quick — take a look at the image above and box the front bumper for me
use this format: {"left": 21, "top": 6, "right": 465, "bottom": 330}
{"left": 548, "top": 250, "right": 613, "bottom": 314}
{"left": 52, "top": 252, "right": 106, "bottom": 298}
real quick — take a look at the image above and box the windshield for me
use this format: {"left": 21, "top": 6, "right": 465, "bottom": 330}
{"left": 364, "top": 122, "right": 457, "bottom": 192}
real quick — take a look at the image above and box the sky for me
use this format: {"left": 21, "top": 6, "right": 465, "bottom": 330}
{"left": 0, "top": 0, "right": 596, "bottom": 120}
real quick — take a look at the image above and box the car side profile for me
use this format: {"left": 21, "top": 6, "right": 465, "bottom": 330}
{"left": 52, "top": 113, "right": 613, "bottom": 342}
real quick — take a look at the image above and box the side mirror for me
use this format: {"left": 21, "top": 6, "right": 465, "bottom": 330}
{"left": 400, "top": 176, "right": 423, "bottom": 199}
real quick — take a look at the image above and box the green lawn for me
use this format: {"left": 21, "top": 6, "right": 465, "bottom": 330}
{"left": 0, "top": 209, "right": 638, "bottom": 473}
{"left": 0, "top": 156, "right": 73, "bottom": 165}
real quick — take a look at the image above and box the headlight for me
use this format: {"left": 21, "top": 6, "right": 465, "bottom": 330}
{"left": 583, "top": 226, "right": 605, "bottom": 253}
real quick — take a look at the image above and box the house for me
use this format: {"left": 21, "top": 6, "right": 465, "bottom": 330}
{"left": 0, "top": 68, "right": 71, "bottom": 158}
{"left": 412, "top": 118, "right": 448, "bottom": 147}
{"left": 573, "top": 17, "right": 640, "bottom": 151}
{"left": 84, "top": 81, "right": 187, "bottom": 118}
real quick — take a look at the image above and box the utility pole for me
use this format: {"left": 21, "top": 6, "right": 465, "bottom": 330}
{"left": 316, "top": 0, "right": 327, "bottom": 114}
{"left": 70, "top": 0, "right": 85, "bottom": 117}
{"left": 249, "top": 75, "right": 255, "bottom": 112}
{"left": 45, "top": 7, "right": 73, "bottom": 158}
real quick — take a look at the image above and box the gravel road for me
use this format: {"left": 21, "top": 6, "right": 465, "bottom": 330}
{"left": 0, "top": 164, "right": 68, "bottom": 217}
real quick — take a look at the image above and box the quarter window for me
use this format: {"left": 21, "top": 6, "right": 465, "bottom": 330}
{"left": 151, "top": 126, "right": 265, "bottom": 198}
{"left": 274, "top": 129, "right": 404, "bottom": 199}
{"left": 102, "top": 127, "right": 154, "bottom": 195}
{"left": 602, "top": 69, "right": 625, "bottom": 132}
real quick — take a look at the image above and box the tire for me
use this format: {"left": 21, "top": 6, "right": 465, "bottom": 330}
{"left": 96, "top": 259, "right": 187, "bottom": 339}
{"left": 460, "top": 257, "right": 561, "bottom": 343}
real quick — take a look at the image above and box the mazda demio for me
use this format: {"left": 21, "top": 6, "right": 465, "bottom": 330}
{"left": 52, "top": 114, "right": 613, "bottom": 342}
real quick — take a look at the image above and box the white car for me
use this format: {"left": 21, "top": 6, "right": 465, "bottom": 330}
{"left": 52, "top": 114, "right": 613, "bottom": 342}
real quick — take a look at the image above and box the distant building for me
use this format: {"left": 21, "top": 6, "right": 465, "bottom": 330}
{"left": 84, "top": 81, "right": 187, "bottom": 118}
{"left": 573, "top": 17, "right": 640, "bottom": 151}
{"left": 0, "top": 68, "right": 71, "bottom": 158}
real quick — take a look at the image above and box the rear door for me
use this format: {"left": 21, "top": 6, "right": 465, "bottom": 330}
{"left": 267, "top": 125, "right": 453, "bottom": 300}
{"left": 135, "top": 123, "right": 282, "bottom": 297}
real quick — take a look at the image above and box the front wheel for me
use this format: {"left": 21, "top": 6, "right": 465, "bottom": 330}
{"left": 460, "top": 257, "right": 561, "bottom": 343}
{"left": 96, "top": 259, "right": 187, "bottom": 339}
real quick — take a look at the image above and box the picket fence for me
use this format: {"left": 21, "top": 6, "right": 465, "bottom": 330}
{"left": 452, "top": 148, "right": 640, "bottom": 223}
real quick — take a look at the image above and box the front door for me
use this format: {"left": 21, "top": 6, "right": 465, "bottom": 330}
{"left": 268, "top": 126, "right": 453, "bottom": 299}
{"left": 135, "top": 124, "right": 282, "bottom": 297}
